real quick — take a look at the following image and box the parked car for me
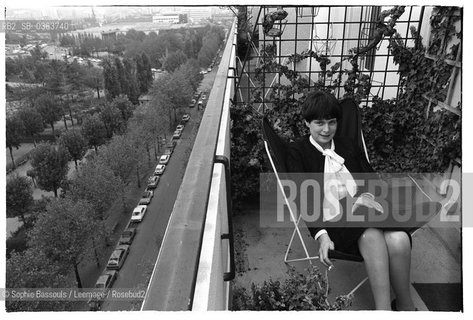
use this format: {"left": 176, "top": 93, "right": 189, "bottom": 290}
{"left": 176, "top": 124, "right": 184, "bottom": 132}
{"left": 182, "top": 114, "right": 190, "bottom": 122}
{"left": 159, "top": 154, "right": 170, "bottom": 165}
{"left": 207, "top": 67, "right": 212, "bottom": 72}
{"left": 154, "top": 164, "right": 165, "bottom": 175}
{"left": 106, "top": 244, "right": 130, "bottom": 270}
{"left": 88, "top": 270, "right": 118, "bottom": 310}
{"left": 95, "top": 269, "right": 118, "bottom": 289}
{"left": 197, "top": 100, "right": 203, "bottom": 109}
{"left": 201, "top": 94, "right": 207, "bottom": 100}
{"left": 167, "top": 140, "right": 177, "bottom": 150}
{"left": 118, "top": 227, "right": 136, "bottom": 245}
{"left": 138, "top": 190, "right": 154, "bottom": 205}
{"left": 189, "top": 98, "right": 196, "bottom": 108}
{"left": 172, "top": 130, "right": 181, "bottom": 139}
{"left": 164, "top": 148, "right": 173, "bottom": 156}
{"left": 147, "top": 176, "right": 160, "bottom": 189}
{"left": 131, "top": 205, "right": 147, "bottom": 222}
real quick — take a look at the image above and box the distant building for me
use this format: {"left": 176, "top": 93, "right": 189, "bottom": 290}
{"left": 138, "top": 94, "right": 153, "bottom": 104}
{"left": 153, "top": 14, "right": 180, "bottom": 24}
{"left": 101, "top": 30, "right": 118, "bottom": 42}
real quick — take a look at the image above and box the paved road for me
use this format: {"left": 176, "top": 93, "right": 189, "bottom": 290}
{"left": 101, "top": 105, "right": 203, "bottom": 311}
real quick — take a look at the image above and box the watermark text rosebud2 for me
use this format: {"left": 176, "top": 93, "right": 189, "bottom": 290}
{"left": 260, "top": 172, "right": 461, "bottom": 229}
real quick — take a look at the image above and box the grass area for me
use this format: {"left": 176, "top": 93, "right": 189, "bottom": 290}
{"left": 6, "top": 143, "right": 35, "bottom": 167}
{"left": 6, "top": 118, "right": 78, "bottom": 167}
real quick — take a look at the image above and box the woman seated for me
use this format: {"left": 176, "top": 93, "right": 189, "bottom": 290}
{"left": 286, "top": 90, "right": 416, "bottom": 311}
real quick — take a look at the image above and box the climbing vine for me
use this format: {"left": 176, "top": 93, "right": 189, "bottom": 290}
{"left": 231, "top": 6, "right": 462, "bottom": 206}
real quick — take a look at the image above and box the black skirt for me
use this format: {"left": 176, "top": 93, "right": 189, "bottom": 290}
{"left": 318, "top": 199, "right": 413, "bottom": 258}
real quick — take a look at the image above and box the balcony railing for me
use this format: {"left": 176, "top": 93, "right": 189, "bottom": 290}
{"left": 141, "top": 19, "right": 237, "bottom": 311}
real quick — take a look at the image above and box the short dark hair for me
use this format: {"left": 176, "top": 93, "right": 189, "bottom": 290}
{"left": 301, "top": 90, "right": 342, "bottom": 122}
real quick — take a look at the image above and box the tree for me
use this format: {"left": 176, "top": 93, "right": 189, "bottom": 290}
{"left": 135, "top": 53, "right": 153, "bottom": 94}
{"left": 134, "top": 54, "right": 146, "bottom": 94}
{"left": 111, "top": 94, "right": 135, "bottom": 122}
{"left": 6, "top": 115, "right": 24, "bottom": 169}
{"left": 123, "top": 58, "right": 140, "bottom": 104}
{"left": 163, "top": 50, "right": 188, "bottom": 72}
{"left": 45, "top": 59, "right": 65, "bottom": 95}
{"left": 63, "top": 60, "right": 86, "bottom": 127}
{"left": 135, "top": 100, "right": 170, "bottom": 158}
{"left": 198, "top": 36, "right": 219, "bottom": 68}
{"left": 35, "top": 93, "right": 63, "bottom": 136}
{"left": 83, "top": 66, "right": 103, "bottom": 99}
{"left": 17, "top": 106, "right": 44, "bottom": 147}
{"left": 30, "top": 143, "right": 70, "bottom": 197}
{"left": 197, "top": 26, "right": 224, "bottom": 67}
{"left": 102, "top": 58, "right": 121, "bottom": 100}
{"left": 70, "top": 159, "right": 124, "bottom": 220}
{"left": 128, "top": 106, "right": 152, "bottom": 162}
{"left": 6, "top": 175, "right": 34, "bottom": 228}
{"left": 152, "top": 71, "right": 192, "bottom": 124}
{"left": 97, "top": 134, "right": 141, "bottom": 184}
{"left": 6, "top": 249, "right": 73, "bottom": 311}
{"left": 58, "top": 130, "right": 87, "bottom": 169}
{"left": 177, "top": 59, "right": 204, "bottom": 92}
{"left": 99, "top": 102, "right": 125, "bottom": 138}
{"left": 33, "top": 59, "right": 51, "bottom": 85}
{"left": 114, "top": 57, "right": 128, "bottom": 95}
{"left": 28, "top": 198, "right": 99, "bottom": 288}
{"left": 142, "top": 53, "right": 154, "bottom": 90}
{"left": 64, "top": 59, "right": 86, "bottom": 94}
{"left": 156, "top": 30, "right": 185, "bottom": 54}
{"left": 125, "top": 28, "right": 146, "bottom": 42}
{"left": 81, "top": 114, "right": 107, "bottom": 152}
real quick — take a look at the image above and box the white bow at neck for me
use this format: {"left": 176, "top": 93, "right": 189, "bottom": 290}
{"left": 309, "top": 135, "right": 358, "bottom": 221}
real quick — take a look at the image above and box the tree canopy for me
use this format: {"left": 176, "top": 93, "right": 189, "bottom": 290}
{"left": 28, "top": 197, "right": 99, "bottom": 288}
{"left": 30, "top": 142, "right": 70, "bottom": 197}
{"left": 81, "top": 114, "right": 107, "bottom": 152}
{"left": 57, "top": 130, "right": 88, "bottom": 169}
{"left": 6, "top": 174, "right": 34, "bottom": 227}
{"left": 69, "top": 159, "right": 124, "bottom": 220}
{"left": 17, "top": 106, "right": 44, "bottom": 147}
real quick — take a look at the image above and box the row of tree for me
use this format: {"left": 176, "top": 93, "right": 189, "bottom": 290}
{"left": 6, "top": 94, "right": 135, "bottom": 170}
{"left": 102, "top": 53, "right": 153, "bottom": 103}
{"left": 56, "top": 24, "right": 226, "bottom": 70}
{"left": 6, "top": 47, "right": 155, "bottom": 169}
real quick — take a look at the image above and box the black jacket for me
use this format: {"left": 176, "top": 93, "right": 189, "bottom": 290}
{"left": 285, "top": 135, "right": 376, "bottom": 237}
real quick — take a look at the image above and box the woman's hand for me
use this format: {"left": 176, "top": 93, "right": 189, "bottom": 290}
{"left": 318, "top": 233, "right": 334, "bottom": 269}
{"left": 353, "top": 193, "right": 384, "bottom": 213}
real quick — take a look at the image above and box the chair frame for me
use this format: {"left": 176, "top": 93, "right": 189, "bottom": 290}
{"left": 263, "top": 137, "right": 370, "bottom": 295}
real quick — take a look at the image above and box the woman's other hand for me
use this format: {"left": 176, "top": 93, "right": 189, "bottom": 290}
{"left": 318, "top": 233, "right": 334, "bottom": 269}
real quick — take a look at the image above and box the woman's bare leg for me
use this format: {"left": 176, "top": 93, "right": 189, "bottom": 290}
{"left": 384, "top": 231, "right": 416, "bottom": 311}
{"left": 358, "top": 228, "right": 391, "bottom": 310}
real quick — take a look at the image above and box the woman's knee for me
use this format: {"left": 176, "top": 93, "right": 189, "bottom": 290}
{"left": 384, "top": 231, "right": 411, "bottom": 254}
{"left": 358, "top": 228, "right": 385, "bottom": 250}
